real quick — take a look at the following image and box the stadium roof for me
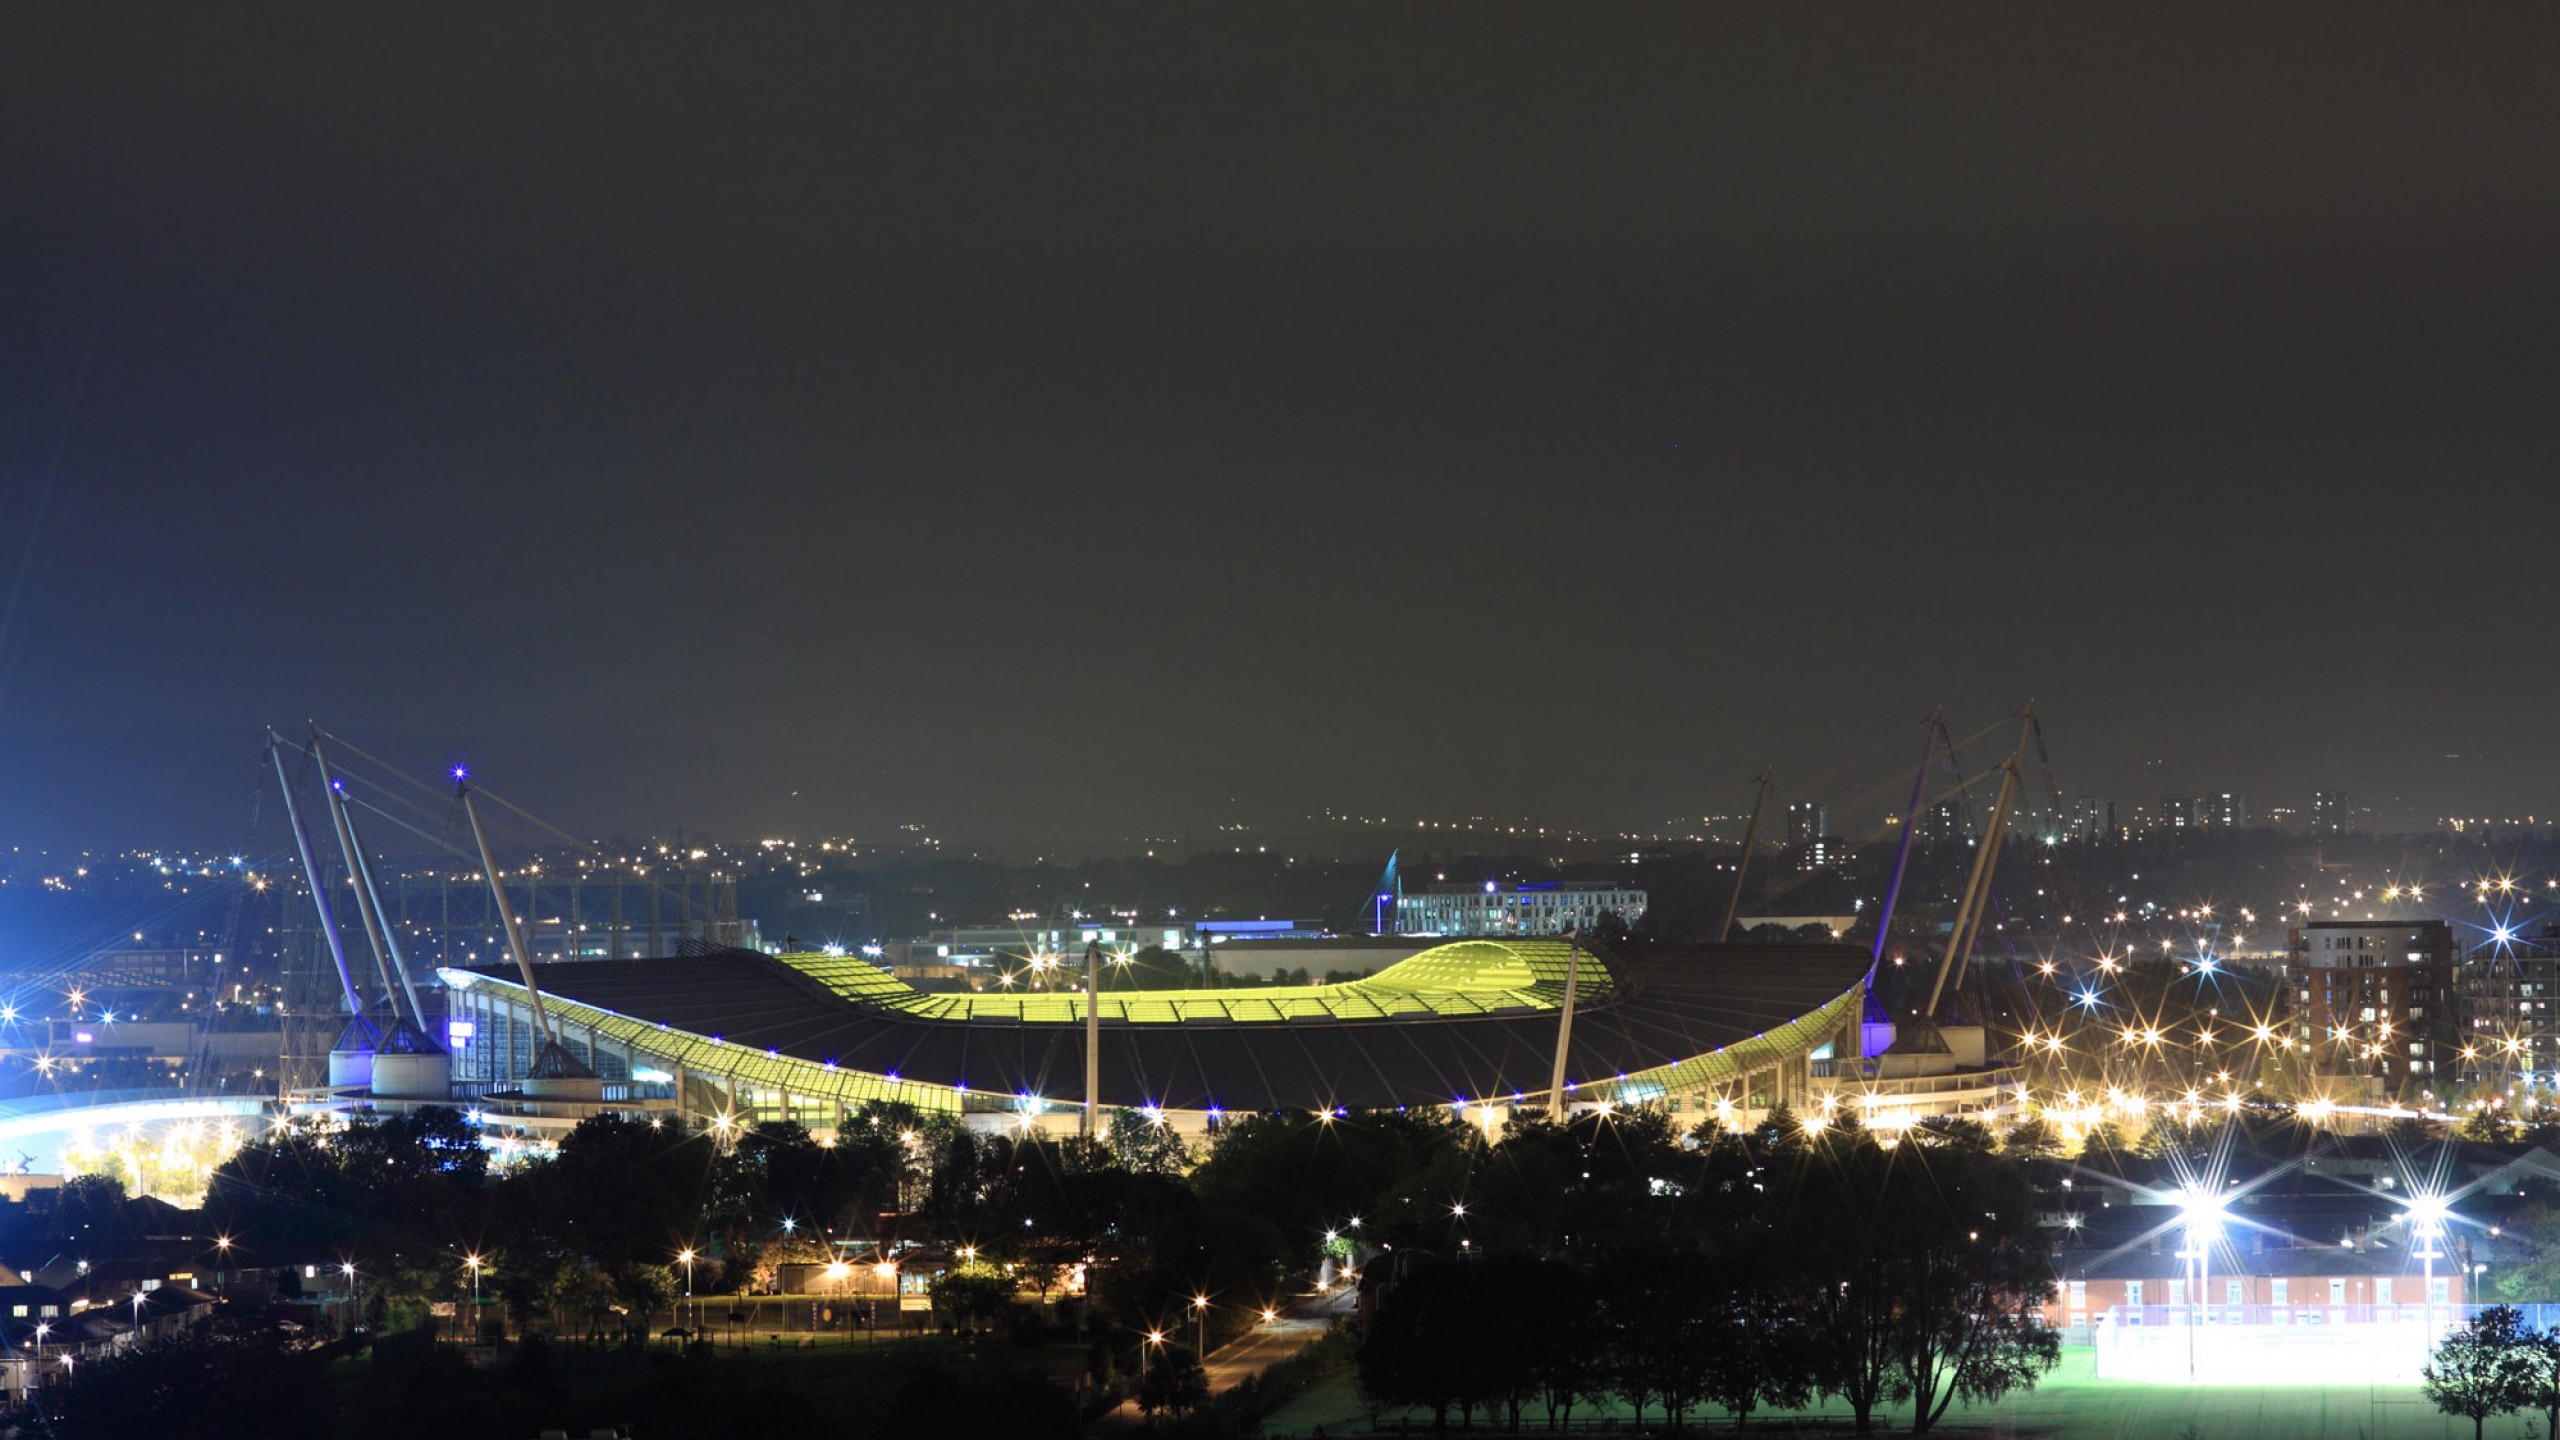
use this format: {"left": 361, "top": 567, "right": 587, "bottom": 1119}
{"left": 445, "top": 938, "right": 1870, "bottom": 1115}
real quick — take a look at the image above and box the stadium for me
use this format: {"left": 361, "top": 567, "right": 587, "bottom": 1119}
{"left": 435, "top": 938, "right": 1875, "bottom": 1138}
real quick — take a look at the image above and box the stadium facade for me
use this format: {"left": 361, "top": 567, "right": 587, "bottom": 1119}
{"left": 436, "top": 938, "right": 1874, "bottom": 1138}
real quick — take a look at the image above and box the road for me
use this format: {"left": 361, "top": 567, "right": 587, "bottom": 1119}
{"left": 1099, "top": 1286, "right": 1354, "bottom": 1429}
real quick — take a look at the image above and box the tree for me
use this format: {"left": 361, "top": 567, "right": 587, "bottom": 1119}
{"left": 928, "top": 1269, "right": 1014, "bottom": 1335}
{"left": 2458, "top": 1104, "right": 2520, "bottom": 1144}
{"left": 1107, "top": 1107, "right": 1193, "bottom": 1177}
{"left": 1999, "top": 1115, "right": 2063, "bottom": 1159}
{"left": 1356, "top": 1257, "right": 1478, "bottom": 1430}
{"left": 1883, "top": 1147, "right": 2059, "bottom": 1434}
{"left": 1776, "top": 1140, "right": 1909, "bottom": 1434}
{"left": 2520, "top": 1322, "right": 2560, "bottom": 1440}
{"left": 1699, "top": 1252, "right": 1815, "bottom": 1431}
{"left": 1139, "top": 1345, "right": 1211, "bottom": 1416}
{"left": 2424, "top": 1305, "right": 2533, "bottom": 1440}
{"left": 1597, "top": 1247, "right": 1719, "bottom": 1432}
{"left": 2490, "top": 1184, "right": 2560, "bottom": 1302}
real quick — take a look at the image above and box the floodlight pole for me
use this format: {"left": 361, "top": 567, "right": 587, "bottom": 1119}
{"left": 1082, "top": 938, "right": 1102, "bottom": 1141}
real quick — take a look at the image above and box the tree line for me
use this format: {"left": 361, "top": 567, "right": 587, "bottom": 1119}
{"left": 1353, "top": 1115, "right": 2058, "bottom": 1435}
{"left": 26, "top": 1095, "right": 2069, "bottom": 1435}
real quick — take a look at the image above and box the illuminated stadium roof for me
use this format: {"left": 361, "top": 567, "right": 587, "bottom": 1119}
{"left": 444, "top": 939, "right": 1870, "bottom": 1116}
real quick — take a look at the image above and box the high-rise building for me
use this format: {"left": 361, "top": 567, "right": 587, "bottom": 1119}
{"left": 2287, "top": 919, "right": 2455, "bottom": 1090}
{"left": 2157, "top": 796, "right": 2199, "bottom": 830}
{"left": 2460, "top": 925, "right": 2560, "bottom": 1084}
{"left": 1786, "top": 800, "right": 1831, "bottom": 845}
{"left": 2200, "top": 793, "right": 2249, "bottom": 829}
{"left": 2312, "top": 790, "right": 2351, "bottom": 837}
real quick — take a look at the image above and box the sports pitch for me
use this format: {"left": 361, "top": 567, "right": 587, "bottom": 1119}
{"left": 1264, "top": 1345, "right": 2507, "bottom": 1438}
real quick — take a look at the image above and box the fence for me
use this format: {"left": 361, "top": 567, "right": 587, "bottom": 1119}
{"left": 2091, "top": 1302, "right": 2560, "bottom": 1385}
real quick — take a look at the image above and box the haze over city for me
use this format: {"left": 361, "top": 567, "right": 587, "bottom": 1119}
{"left": 7, "top": 9, "right": 2560, "bottom": 850}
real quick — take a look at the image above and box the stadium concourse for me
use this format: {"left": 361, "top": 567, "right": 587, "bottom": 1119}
{"left": 434, "top": 939, "right": 1877, "bottom": 1142}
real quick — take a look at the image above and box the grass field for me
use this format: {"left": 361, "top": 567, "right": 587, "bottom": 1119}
{"left": 1261, "top": 1345, "right": 2517, "bottom": 1439}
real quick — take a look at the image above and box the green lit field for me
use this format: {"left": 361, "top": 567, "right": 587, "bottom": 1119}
{"left": 1262, "top": 1346, "right": 2490, "bottom": 1438}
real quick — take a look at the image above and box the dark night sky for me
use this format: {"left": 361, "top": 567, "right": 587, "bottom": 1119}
{"left": 3, "top": 7, "right": 2557, "bottom": 850}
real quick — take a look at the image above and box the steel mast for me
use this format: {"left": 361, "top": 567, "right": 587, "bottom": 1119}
{"left": 458, "top": 772, "right": 557, "bottom": 1046}
{"left": 309, "top": 729, "right": 431, "bottom": 1033}
{"left": 1923, "top": 705, "right": 2037, "bottom": 1021}
{"left": 266, "top": 730, "right": 366, "bottom": 1019}
{"left": 1716, "top": 769, "right": 1775, "bottom": 943}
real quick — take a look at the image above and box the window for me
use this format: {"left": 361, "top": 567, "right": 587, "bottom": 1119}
{"left": 2127, "top": 1281, "right": 2143, "bottom": 1306}
{"left": 2271, "top": 1279, "right": 2288, "bottom": 1304}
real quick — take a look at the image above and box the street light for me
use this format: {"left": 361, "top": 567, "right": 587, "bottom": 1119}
{"left": 1142, "top": 1329, "right": 1166, "bottom": 1386}
{"left": 464, "top": 1254, "right": 484, "bottom": 1338}
{"left": 213, "top": 1235, "right": 232, "bottom": 1298}
{"left": 677, "top": 1248, "right": 697, "bottom": 1335}
{"left": 1192, "top": 1293, "right": 1210, "bottom": 1358}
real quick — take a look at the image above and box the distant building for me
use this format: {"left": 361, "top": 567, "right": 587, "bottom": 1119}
{"left": 2286, "top": 920, "right": 2456, "bottom": 1088}
{"left": 1395, "top": 882, "right": 1646, "bottom": 937}
{"left": 1785, "top": 801, "right": 1830, "bottom": 845}
{"left": 2200, "top": 792, "right": 2249, "bottom": 829}
{"left": 2312, "top": 789, "right": 2352, "bottom": 837}
{"left": 2458, "top": 925, "right": 2560, "bottom": 1083}
{"left": 2156, "top": 796, "right": 2199, "bottom": 831}
{"left": 1915, "top": 802, "right": 1968, "bottom": 844}
{"left": 67, "top": 946, "right": 224, "bottom": 994}
{"left": 1797, "top": 833, "right": 1851, "bottom": 873}
{"left": 2068, "top": 797, "right": 2115, "bottom": 843}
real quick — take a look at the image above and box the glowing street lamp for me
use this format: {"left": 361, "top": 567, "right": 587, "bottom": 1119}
{"left": 1192, "top": 1293, "right": 1211, "bottom": 1356}
{"left": 464, "top": 1254, "right": 484, "bottom": 1327}
{"left": 1142, "top": 1328, "right": 1166, "bottom": 1385}
{"left": 675, "top": 1247, "right": 698, "bottom": 1333}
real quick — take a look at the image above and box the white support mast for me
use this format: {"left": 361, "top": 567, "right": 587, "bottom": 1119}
{"left": 458, "top": 772, "right": 556, "bottom": 1045}
{"left": 267, "top": 730, "right": 365, "bottom": 1018}
{"left": 1923, "top": 704, "right": 2036, "bottom": 1020}
{"left": 1545, "top": 931, "right": 1583, "bottom": 1115}
{"left": 309, "top": 729, "right": 430, "bottom": 1033}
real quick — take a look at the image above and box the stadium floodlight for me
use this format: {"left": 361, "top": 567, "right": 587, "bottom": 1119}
{"left": 2403, "top": 1192, "right": 2451, "bottom": 1243}
{"left": 2173, "top": 1185, "right": 2229, "bottom": 1380}
{"left": 2176, "top": 1186, "right": 2227, "bottom": 1250}
{"left": 2405, "top": 1191, "right": 2453, "bottom": 1337}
